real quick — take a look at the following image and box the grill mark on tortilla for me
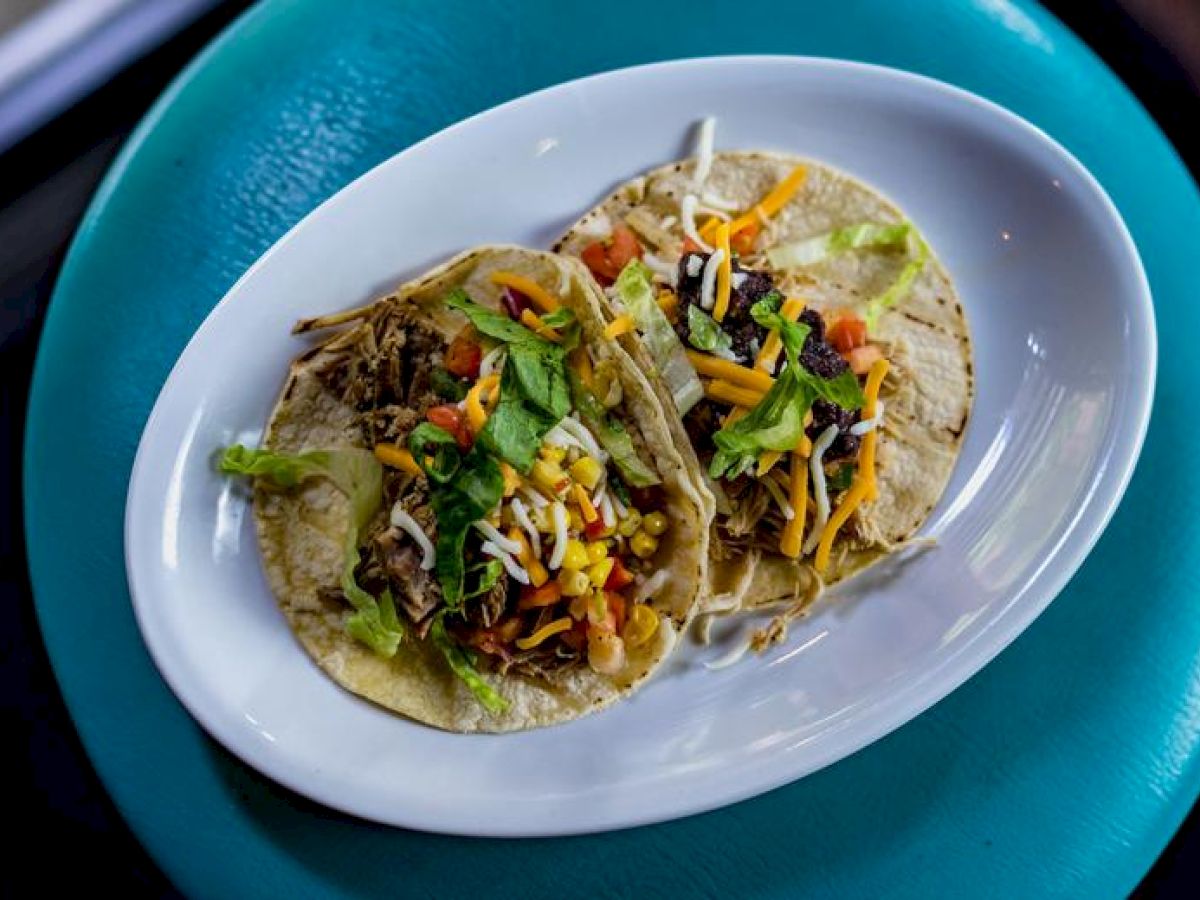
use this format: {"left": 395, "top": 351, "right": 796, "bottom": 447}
{"left": 897, "top": 309, "right": 948, "bottom": 332}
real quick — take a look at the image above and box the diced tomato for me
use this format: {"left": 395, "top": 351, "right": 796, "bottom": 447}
{"left": 584, "top": 517, "right": 610, "bottom": 541}
{"left": 605, "top": 557, "right": 635, "bottom": 590}
{"left": 730, "top": 223, "right": 759, "bottom": 256}
{"left": 681, "top": 237, "right": 702, "bottom": 254}
{"left": 580, "top": 224, "right": 643, "bottom": 285}
{"left": 518, "top": 582, "right": 562, "bottom": 609}
{"left": 426, "top": 404, "right": 472, "bottom": 449}
{"left": 845, "top": 344, "right": 885, "bottom": 376}
{"left": 605, "top": 591, "right": 627, "bottom": 634}
{"left": 827, "top": 314, "right": 868, "bottom": 354}
{"left": 445, "top": 332, "right": 482, "bottom": 378}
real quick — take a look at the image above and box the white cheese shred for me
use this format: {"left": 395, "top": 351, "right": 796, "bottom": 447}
{"left": 545, "top": 424, "right": 586, "bottom": 451}
{"left": 642, "top": 251, "right": 678, "bottom": 286}
{"left": 481, "top": 541, "right": 530, "bottom": 585}
{"left": 685, "top": 254, "right": 704, "bottom": 278}
{"left": 699, "top": 248, "right": 725, "bottom": 310}
{"left": 519, "top": 485, "right": 548, "bottom": 509}
{"left": 693, "top": 116, "right": 716, "bottom": 187}
{"left": 474, "top": 520, "right": 521, "bottom": 556}
{"left": 510, "top": 497, "right": 541, "bottom": 558}
{"left": 548, "top": 501, "right": 569, "bottom": 570}
{"left": 803, "top": 425, "right": 840, "bottom": 555}
{"left": 479, "top": 345, "right": 506, "bottom": 379}
{"left": 633, "top": 569, "right": 670, "bottom": 604}
{"left": 560, "top": 415, "right": 607, "bottom": 462}
{"left": 701, "top": 189, "right": 738, "bottom": 211}
{"left": 389, "top": 506, "right": 436, "bottom": 571}
{"left": 850, "top": 400, "right": 886, "bottom": 436}
{"left": 681, "top": 195, "right": 713, "bottom": 253}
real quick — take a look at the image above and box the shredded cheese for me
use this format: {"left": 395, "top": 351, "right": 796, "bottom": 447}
{"left": 520, "top": 484, "right": 548, "bottom": 509}
{"left": 479, "top": 345, "right": 506, "bottom": 379}
{"left": 802, "top": 425, "right": 839, "bottom": 555}
{"left": 481, "top": 540, "right": 530, "bottom": 585}
{"left": 704, "top": 379, "right": 766, "bottom": 408}
{"left": 559, "top": 415, "right": 607, "bottom": 461}
{"left": 489, "top": 270, "right": 560, "bottom": 312}
{"left": 507, "top": 527, "right": 548, "bottom": 587}
{"left": 813, "top": 358, "right": 889, "bottom": 571}
{"left": 604, "top": 314, "right": 636, "bottom": 339}
{"left": 642, "top": 251, "right": 678, "bottom": 286}
{"left": 389, "top": 506, "right": 436, "bottom": 570}
{"left": 757, "top": 450, "right": 784, "bottom": 477}
{"left": 598, "top": 492, "right": 617, "bottom": 529}
{"left": 713, "top": 222, "right": 733, "bottom": 322}
{"left": 686, "top": 350, "right": 774, "bottom": 392}
{"left": 779, "top": 439, "right": 810, "bottom": 557}
{"left": 633, "top": 569, "right": 670, "bottom": 604}
{"left": 755, "top": 297, "right": 805, "bottom": 372}
{"left": 572, "top": 482, "right": 599, "bottom": 523}
{"left": 474, "top": 520, "right": 521, "bottom": 555}
{"left": 510, "top": 497, "right": 541, "bottom": 557}
{"left": 464, "top": 373, "right": 500, "bottom": 433}
{"left": 850, "top": 400, "right": 886, "bottom": 436}
{"left": 500, "top": 462, "right": 521, "bottom": 497}
{"left": 728, "top": 165, "right": 807, "bottom": 237}
{"left": 515, "top": 617, "right": 573, "bottom": 651}
{"left": 693, "top": 116, "right": 716, "bottom": 186}
{"left": 519, "top": 309, "right": 562, "bottom": 342}
{"left": 700, "top": 248, "right": 724, "bottom": 310}
{"left": 681, "top": 195, "right": 712, "bottom": 252}
{"left": 374, "top": 443, "right": 423, "bottom": 477}
{"left": 544, "top": 424, "right": 586, "bottom": 452}
{"left": 723, "top": 406, "right": 749, "bottom": 427}
{"left": 548, "top": 501, "right": 569, "bottom": 569}
{"left": 685, "top": 254, "right": 704, "bottom": 278}
{"left": 702, "top": 189, "right": 738, "bottom": 211}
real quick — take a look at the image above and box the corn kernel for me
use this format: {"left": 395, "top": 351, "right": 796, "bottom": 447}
{"left": 641, "top": 511, "right": 669, "bottom": 537}
{"left": 531, "top": 458, "right": 568, "bottom": 496}
{"left": 588, "top": 558, "right": 615, "bottom": 588}
{"left": 561, "top": 539, "right": 589, "bottom": 571}
{"left": 617, "top": 510, "right": 642, "bottom": 537}
{"left": 623, "top": 604, "right": 660, "bottom": 648}
{"left": 586, "top": 541, "right": 609, "bottom": 564}
{"left": 539, "top": 444, "right": 567, "bottom": 464}
{"left": 568, "top": 507, "right": 585, "bottom": 531}
{"left": 558, "top": 569, "right": 591, "bottom": 597}
{"left": 630, "top": 530, "right": 659, "bottom": 559}
{"left": 569, "top": 457, "right": 604, "bottom": 491}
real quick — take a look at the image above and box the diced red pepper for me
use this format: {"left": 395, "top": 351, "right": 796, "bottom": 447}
{"left": 681, "top": 237, "right": 702, "bottom": 254}
{"left": 426, "top": 404, "right": 472, "bottom": 449}
{"left": 445, "top": 331, "right": 482, "bottom": 378}
{"left": 580, "top": 224, "right": 644, "bottom": 285}
{"left": 730, "top": 223, "right": 759, "bottom": 256}
{"left": 584, "top": 517, "right": 610, "bottom": 541}
{"left": 560, "top": 619, "right": 589, "bottom": 651}
{"left": 605, "top": 557, "right": 635, "bottom": 590}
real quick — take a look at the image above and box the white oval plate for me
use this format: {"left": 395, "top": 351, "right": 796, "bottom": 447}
{"left": 126, "top": 57, "right": 1154, "bottom": 836}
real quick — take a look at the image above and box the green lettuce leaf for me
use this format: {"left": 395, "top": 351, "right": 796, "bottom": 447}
{"left": 615, "top": 261, "right": 704, "bottom": 414}
{"left": 407, "top": 423, "right": 461, "bottom": 484}
{"left": 218, "top": 445, "right": 402, "bottom": 656}
{"left": 445, "top": 288, "right": 543, "bottom": 345}
{"left": 686, "top": 305, "right": 733, "bottom": 353}
{"left": 427, "top": 444, "right": 505, "bottom": 608}
{"left": 864, "top": 237, "right": 929, "bottom": 332}
{"left": 568, "top": 371, "right": 660, "bottom": 488}
{"left": 766, "top": 221, "right": 912, "bottom": 269}
{"left": 430, "top": 615, "right": 509, "bottom": 713}
{"left": 431, "top": 368, "right": 468, "bottom": 401}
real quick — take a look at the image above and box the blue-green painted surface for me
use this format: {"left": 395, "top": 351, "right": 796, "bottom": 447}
{"left": 24, "top": 0, "right": 1200, "bottom": 896}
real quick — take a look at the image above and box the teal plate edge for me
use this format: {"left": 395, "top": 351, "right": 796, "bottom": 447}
{"left": 24, "top": 1, "right": 1200, "bottom": 897}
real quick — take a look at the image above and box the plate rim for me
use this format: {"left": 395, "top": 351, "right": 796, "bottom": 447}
{"left": 121, "top": 54, "right": 1157, "bottom": 836}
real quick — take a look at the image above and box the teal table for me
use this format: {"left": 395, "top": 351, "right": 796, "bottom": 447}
{"left": 24, "top": 1, "right": 1200, "bottom": 895}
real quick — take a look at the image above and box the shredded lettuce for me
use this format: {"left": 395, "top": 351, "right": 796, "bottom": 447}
{"left": 614, "top": 261, "right": 704, "bottom": 414}
{"left": 686, "top": 304, "right": 733, "bottom": 354}
{"left": 407, "top": 428, "right": 504, "bottom": 607}
{"left": 865, "top": 237, "right": 929, "bottom": 332}
{"left": 708, "top": 300, "right": 864, "bottom": 479}
{"left": 218, "top": 445, "right": 403, "bottom": 657}
{"left": 430, "top": 615, "right": 509, "bottom": 713}
{"left": 765, "top": 221, "right": 912, "bottom": 269}
{"left": 568, "top": 371, "right": 660, "bottom": 488}
{"left": 431, "top": 368, "right": 468, "bottom": 401}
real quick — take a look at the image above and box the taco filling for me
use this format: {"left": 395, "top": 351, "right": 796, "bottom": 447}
{"left": 556, "top": 119, "right": 972, "bottom": 638}
{"left": 219, "top": 250, "right": 702, "bottom": 724}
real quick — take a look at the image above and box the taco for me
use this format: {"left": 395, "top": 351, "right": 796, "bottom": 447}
{"left": 555, "top": 129, "right": 973, "bottom": 641}
{"left": 218, "top": 247, "right": 708, "bottom": 731}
